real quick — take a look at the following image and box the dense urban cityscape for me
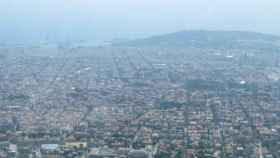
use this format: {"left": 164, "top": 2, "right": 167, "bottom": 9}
{"left": 1, "top": 31, "right": 280, "bottom": 158}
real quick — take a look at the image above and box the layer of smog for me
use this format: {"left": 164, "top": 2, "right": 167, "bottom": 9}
{"left": 1, "top": 1, "right": 280, "bottom": 158}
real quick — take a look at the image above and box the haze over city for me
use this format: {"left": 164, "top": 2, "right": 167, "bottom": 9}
{"left": 2, "top": 1, "right": 280, "bottom": 158}
{"left": 1, "top": 0, "right": 280, "bottom": 44}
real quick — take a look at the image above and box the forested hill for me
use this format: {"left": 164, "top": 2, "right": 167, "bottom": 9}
{"left": 112, "top": 30, "right": 280, "bottom": 51}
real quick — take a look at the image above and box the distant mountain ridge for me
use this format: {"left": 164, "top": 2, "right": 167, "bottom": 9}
{"left": 112, "top": 30, "right": 280, "bottom": 50}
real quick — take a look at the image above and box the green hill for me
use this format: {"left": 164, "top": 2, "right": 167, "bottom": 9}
{"left": 112, "top": 30, "right": 280, "bottom": 51}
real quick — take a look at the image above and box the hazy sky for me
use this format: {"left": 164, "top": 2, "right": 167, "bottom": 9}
{"left": 1, "top": 0, "right": 280, "bottom": 44}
